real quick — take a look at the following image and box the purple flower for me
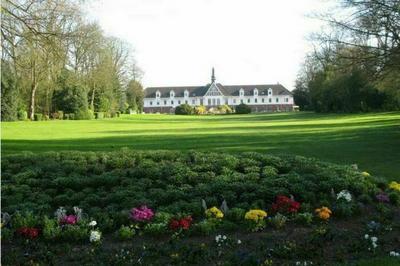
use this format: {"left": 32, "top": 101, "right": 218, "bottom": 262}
{"left": 376, "top": 192, "right": 390, "bottom": 203}
{"left": 130, "top": 205, "right": 154, "bottom": 222}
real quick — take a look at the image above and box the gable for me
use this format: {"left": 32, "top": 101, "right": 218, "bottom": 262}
{"left": 204, "top": 83, "right": 224, "bottom": 96}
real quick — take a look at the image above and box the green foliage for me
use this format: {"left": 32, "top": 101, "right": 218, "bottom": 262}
{"left": 34, "top": 113, "right": 43, "bottom": 121}
{"left": 175, "top": 104, "right": 194, "bottom": 115}
{"left": 1, "top": 60, "right": 19, "bottom": 121}
{"left": 95, "top": 112, "right": 105, "bottom": 119}
{"left": 294, "top": 212, "right": 313, "bottom": 226}
{"left": 60, "top": 224, "right": 89, "bottom": 242}
{"left": 42, "top": 216, "right": 62, "bottom": 240}
{"left": 388, "top": 192, "right": 399, "bottom": 206}
{"left": 235, "top": 103, "right": 251, "bottom": 114}
{"left": 11, "top": 212, "right": 38, "bottom": 229}
{"left": 117, "top": 225, "right": 135, "bottom": 240}
{"left": 217, "top": 104, "right": 233, "bottom": 114}
{"left": 17, "top": 109, "right": 28, "bottom": 120}
{"left": 269, "top": 213, "right": 287, "bottom": 229}
{"left": 126, "top": 80, "right": 144, "bottom": 112}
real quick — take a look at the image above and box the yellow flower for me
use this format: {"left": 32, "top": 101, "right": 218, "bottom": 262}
{"left": 245, "top": 209, "right": 267, "bottom": 222}
{"left": 389, "top": 181, "right": 400, "bottom": 191}
{"left": 361, "top": 171, "right": 370, "bottom": 177}
{"left": 205, "top": 206, "right": 224, "bottom": 219}
{"left": 315, "top": 206, "right": 332, "bottom": 220}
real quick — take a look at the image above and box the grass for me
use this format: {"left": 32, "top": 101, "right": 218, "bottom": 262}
{"left": 2, "top": 111, "right": 400, "bottom": 179}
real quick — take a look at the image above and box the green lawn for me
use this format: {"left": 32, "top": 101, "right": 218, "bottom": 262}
{"left": 2, "top": 112, "right": 400, "bottom": 179}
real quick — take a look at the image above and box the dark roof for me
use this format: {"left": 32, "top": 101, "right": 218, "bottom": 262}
{"left": 144, "top": 83, "right": 291, "bottom": 97}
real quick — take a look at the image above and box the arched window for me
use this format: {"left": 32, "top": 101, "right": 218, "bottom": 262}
{"left": 184, "top": 90, "right": 189, "bottom": 98}
{"left": 254, "top": 88, "right": 258, "bottom": 96}
{"left": 239, "top": 88, "right": 244, "bottom": 97}
{"left": 268, "top": 88, "right": 272, "bottom": 96}
{"left": 170, "top": 90, "right": 175, "bottom": 98}
{"left": 156, "top": 91, "right": 161, "bottom": 98}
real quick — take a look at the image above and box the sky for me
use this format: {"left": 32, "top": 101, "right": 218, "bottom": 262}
{"left": 87, "top": 0, "right": 328, "bottom": 90}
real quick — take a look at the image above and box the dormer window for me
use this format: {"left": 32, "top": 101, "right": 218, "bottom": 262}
{"left": 170, "top": 90, "right": 175, "bottom": 98}
{"left": 254, "top": 88, "right": 258, "bottom": 97}
{"left": 156, "top": 90, "right": 161, "bottom": 98}
{"left": 184, "top": 90, "right": 189, "bottom": 98}
{"left": 239, "top": 88, "right": 244, "bottom": 97}
{"left": 268, "top": 88, "right": 272, "bottom": 96}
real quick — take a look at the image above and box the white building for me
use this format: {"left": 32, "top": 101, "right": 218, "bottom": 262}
{"left": 143, "top": 68, "right": 294, "bottom": 113}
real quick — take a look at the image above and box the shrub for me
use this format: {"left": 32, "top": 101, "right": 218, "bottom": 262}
{"left": 235, "top": 103, "right": 251, "bottom": 114}
{"left": 17, "top": 110, "right": 28, "bottom": 120}
{"left": 194, "top": 105, "right": 206, "bottom": 115}
{"left": 175, "top": 104, "right": 194, "bottom": 115}
{"left": 34, "top": 113, "right": 43, "bottom": 121}
{"left": 75, "top": 109, "right": 94, "bottom": 120}
{"left": 95, "top": 112, "right": 105, "bottom": 119}
{"left": 217, "top": 104, "right": 233, "bottom": 114}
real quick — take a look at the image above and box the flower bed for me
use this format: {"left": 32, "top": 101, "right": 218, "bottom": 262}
{"left": 1, "top": 150, "right": 400, "bottom": 265}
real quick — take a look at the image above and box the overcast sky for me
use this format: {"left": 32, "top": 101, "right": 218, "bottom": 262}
{"left": 87, "top": 0, "right": 328, "bottom": 90}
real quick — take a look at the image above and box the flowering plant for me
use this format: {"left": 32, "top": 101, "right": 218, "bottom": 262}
{"left": 389, "top": 181, "right": 400, "bottom": 191}
{"left": 205, "top": 206, "right": 224, "bottom": 219}
{"left": 89, "top": 230, "right": 101, "bottom": 243}
{"left": 361, "top": 171, "right": 370, "bottom": 177}
{"left": 271, "top": 196, "right": 301, "bottom": 214}
{"left": 315, "top": 207, "right": 332, "bottom": 220}
{"left": 17, "top": 227, "right": 40, "bottom": 239}
{"left": 375, "top": 192, "right": 390, "bottom": 203}
{"left": 245, "top": 209, "right": 267, "bottom": 231}
{"left": 336, "top": 190, "right": 352, "bottom": 202}
{"left": 129, "top": 205, "right": 154, "bottom": 222}
{"left": 169, "top": 216, "right": 193, "bottom": 230}
{"left": 55, "top": 206, "right": 83, "bottom": 225}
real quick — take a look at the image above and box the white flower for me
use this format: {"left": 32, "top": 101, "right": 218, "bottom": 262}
{"left": 237, "top": 240, "right": 242, "bottom": 244}
{"left": 372, "top": 242, "right": 378, "bottom": 249}
{"left": 222, "top": 235, "right": 227, "bottom": 240}
{"left": 296, "top": 262, "right": 301, "bottom": 266}
{"left": 89, "top": 220, "right": 97, "bottom": 227}
{"left": 389, "top": 251, "right": 399, "bottom": 257}
{"left": 364, "top": 234, "right": 369, "bottom": 239}
{"left": 89, "top": 230, "right": 101, "bottom": 243}
{"left": 337, "top": 190, "right": 352, "bottom": 202}
{"left": 371, "top": 236, "right": 378, "bottom": 243}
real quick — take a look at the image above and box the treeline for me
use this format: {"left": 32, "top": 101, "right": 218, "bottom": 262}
{"left": 1, "top": 0, "right": 144, "bottom": 121}
{"left": 293, "top": 0, "right": 400, "bottom": 112}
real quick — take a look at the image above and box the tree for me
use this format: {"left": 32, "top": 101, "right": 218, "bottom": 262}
{"left": 175, "top": 104, "right": 194, "bottom": 115}
{"left": 126, "top": 80, "right": 144, "bottom": 113}
{"left": 1, "top": 60, "right": 19, "bottom": 121}
{"left": 235, "top": 103, "right": 252, "bottom": 114}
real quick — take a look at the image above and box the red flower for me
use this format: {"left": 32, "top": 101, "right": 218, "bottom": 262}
{"left": 17, "top": 227, "right": 39, "bottom": 239}
{"left": 272, "top": 195, "right": 301, "bottom": 214}
{"left": 169, "top": 219, "right": 180, "bottom": 230}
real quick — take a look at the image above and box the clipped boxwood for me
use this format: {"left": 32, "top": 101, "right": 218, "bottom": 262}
{"left": 235, "top": 103, "right": 251, "bottom": 114}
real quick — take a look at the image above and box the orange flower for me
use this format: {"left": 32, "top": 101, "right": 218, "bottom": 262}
{"left": 315, "top": 206, "right": 332, "bottom": 220}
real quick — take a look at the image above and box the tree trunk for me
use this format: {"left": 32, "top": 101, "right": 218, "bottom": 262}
{"left": 29, "top": 61, "right": 37, "bottom": 120}
{"left": 29, "top": 82, "right": 38, "bottom": 120}
{"left": 90, "top": 86, "right": 96, "bottom": 111}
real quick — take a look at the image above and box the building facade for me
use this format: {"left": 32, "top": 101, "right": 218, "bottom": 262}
{"left": 143, "top": 69, "right": 294, "bottom": 113}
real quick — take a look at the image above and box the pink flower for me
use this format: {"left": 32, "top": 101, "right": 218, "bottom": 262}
{"left": 130, "top": 205, "right": 154, "bottom": 222}
{"left": 61, "top": 215, "right": 78, "bottom": 225}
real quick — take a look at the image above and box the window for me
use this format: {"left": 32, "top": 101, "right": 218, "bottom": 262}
{"left": 192, "top": 99, "right": 195, "bottom": 104}
{"left": 212, "top": 99, "right": 216, "bottom": 105}
{"left": 269, "top": 98, "right": 272, "bottom": 103}
{"left": 239, "top": 89, "right": 244, "bottom": 97}
{"left": 285, "top": 98, "right": 289, "bottom": 103}
{"left": 268, "top": 89, "right": 272, "bottom": 95}
{"left": 208, "top": 99, "right": 211, "bottom": 105}
{"left": 156, "top": 91, "right": 161, "bottom": 98}
{"left": 276, "top": 98, "right": 279, "bottom": 103}
{"left": 157, "top": 101, "right": 160, "bottom": 105}
{"left": 200, "top": 99, "right": 203, "bottom": 105}
{"left": 233, "top": 99, "right": 237, "bottom": 104}
{"left": 184, "top": 90, "right": 189, "bottom": 98}
{"left": 241, "top": 99, "right": 244, "bottom": 103}
{"left": 164, "top": 100, "right": 167, "bottom": 105}
{"left": 247, "top": 98, "right": 250, "bottom": 103}
{"left": 150, "top": 101, "right": 153, "bottom": 106}
{"left": 171, "top": 100, "right": 174, "bottom": 105}
{"left": 254, "top": 88, "right": 258, "bottom": 96}
{"left": 178, "top": 100, "right": 181, "bottom": 104}
{"left": 262, "top": 98, "right": 265, "bottom": 103}
{"left": 255, "top": 98, "right": 258, "bottom": 103}
{"left": 170, "top": 90, "right": 175, "bottom": 98}
{"left": 185, "top": 100, "right": 188, "bottom": 104}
